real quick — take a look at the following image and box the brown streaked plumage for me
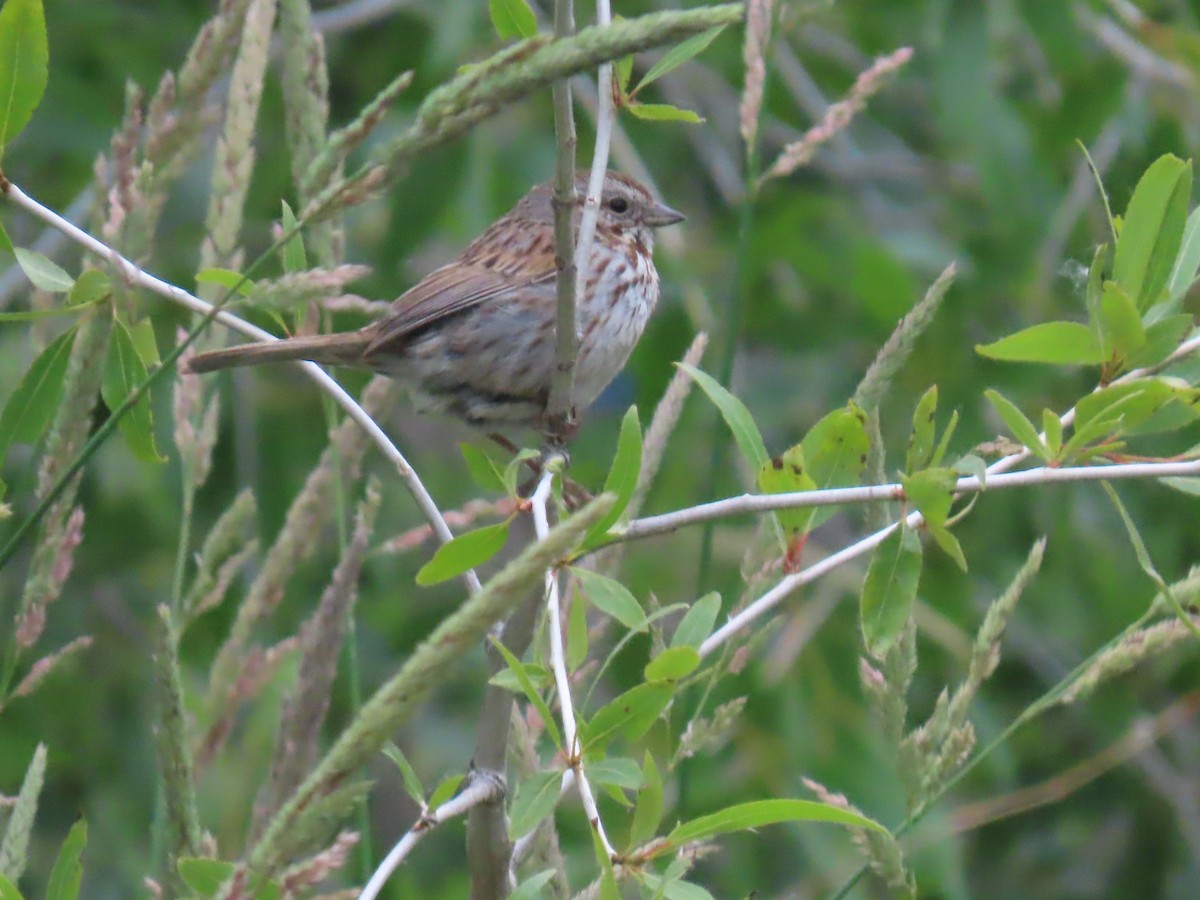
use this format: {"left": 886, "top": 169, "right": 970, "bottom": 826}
{"left": 185, "top": 171, "right": 683, "bottom": 432}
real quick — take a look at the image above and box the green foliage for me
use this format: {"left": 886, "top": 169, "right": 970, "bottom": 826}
{"left": 3, "top": 4, "right": 1200, "bottom": 898}
{"left": 0, "top": 0, "right": 47, "bottom": 161}
{"left": 415, "top": 519, "right": 510, "bottom": 585}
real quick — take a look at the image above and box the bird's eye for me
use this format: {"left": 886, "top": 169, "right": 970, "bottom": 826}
{"left": 608, "top": 197, "right": 629, "bottom": 214}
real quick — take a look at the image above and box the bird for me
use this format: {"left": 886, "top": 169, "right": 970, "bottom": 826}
{"left": 184, "top": 170, "right": 684, "bottom": 437}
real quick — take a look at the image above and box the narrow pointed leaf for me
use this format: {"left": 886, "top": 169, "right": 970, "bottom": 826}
{"left": 907, "top": 386, "right": 939, "bottom": 473}
{"left": 489, "top": 637, "right": 563, "bottom": 749}
{"left": 572, "top": 568, "right": 645, "bottom": 630}
{"left": 195, "top": 267, "right": 256, "bottom": 297}
{"left": 583, "top": 681, "right": 675, "bottom": 753}
{"left": 382, "top": 744, "right": 425, "bottom": 806}
{"left": 633, "top": 26, "right": 728, "bottom": 93}
{"left": 628, "top": 752, "right": 663, "bottom": 850}
{"left": 14, "top": 248, "right": 74, "bottom": 294}
{"left": 667, "top": 799, "right": 887, "bottom": 845}
{"left": 0, "top": 0, "right": 48, "bottom": 157}
{"left": 0, "top": 327, "right": 75, "bottom": 457}
{"left": 415, "top": 520, "right": 509, "bottom": 585}
{"left": 1167, "top": 206, "right": 1200, "bottom": 298}
{"left": 627, "top": 102, "right": 704, "bottom": 123}
{"left": 984, "top": 389, "right": 1047, "bottom": 458}
{"left": 101, "top": 317, "right": 165, "bottom": 463}
{"left": 671, "top": 592, "right": 721, "bottom": 648}
{"left": 45, "top": 820, "right": 86, "bottom": 900}
{"left": 583, "top": 405, "right": 642, "bottom": 546}
{"left": 860, "top": 524, "right": 922, "bottom": 657}
{"left": 279, "top": 201, "right": 307, "bottom": 274}
{"left": 976, "top": 322, "right": 1104, "bottom": 365}
{"left": 509, "top": 769, "right": 563, "bottom": 839}
{"left": 1113, "top": 154, "right": 1191, "bottom": 310}
{"left": 677, "top": 363, "right": 769, "bottom": 470}
{"left": 459, "top": 442, "right": 508, "bottom": 493}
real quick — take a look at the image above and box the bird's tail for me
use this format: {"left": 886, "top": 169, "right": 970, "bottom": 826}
{"left": 184, "top": 332, "right": 370, "bottom": 374}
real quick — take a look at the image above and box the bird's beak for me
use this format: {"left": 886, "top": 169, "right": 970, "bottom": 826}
{"left": 645, "top": 201, "right": 685, "bottom": 228}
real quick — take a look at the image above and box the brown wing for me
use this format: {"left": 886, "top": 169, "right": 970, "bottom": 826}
{"left": 364, "top": 258, "right": 554, "bottom": 356}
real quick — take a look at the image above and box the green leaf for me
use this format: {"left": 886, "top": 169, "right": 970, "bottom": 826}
{"left": 415, "top": 520, "right": 509, "bottom": 585}
{"left": 1161, "top": 476, "right": 1200, "bottom": 496}
{"left": 644, "top": 646, "right": 700, "bottom": 682}
{"left": 509, "top": 769, "right": 562, "bottom": 839}
{"left": 128, "top": 317, "right": 160, "bottom": 368}
{"left": 671, "top": 592, "right": 720, "bottom": 648}
{"left": 1098, "top": 281, "right": 1146, "bottom": 366}
{"left": 1042, "top": 408, "right": 1063, "bottom": 460}
{"left": 582, "top": 405, "right": 642, "bottom": 547}
{"left": 0, "top": 874, "right": 22, "bottom": 900}
{"left": 45, "top": 820, "right": 86, "bottom": 900}
{"left": 907, "top": 386, "right": 938, "bottom": 473}
{"left": 510, "top": 871, "right": 558, "bottom": 900}
{"left": 1072, "top": 378, "right": 1196, "bottom": 445}
{"left": 195, "top": 267, "right": 256, "bottom": 297}
{"left": 488, "top": 663, "right": 551, "bottom": 692}
{"left": 667, "top": 799, "right": 888, "bottom": 846}
{"left": 1127, "top": 313, "right": 1194, "bottom": 369}
{"left": 489, "top": 637, "right": 563, "bottom": 749}
{"left": 1113, "top": 154, "right": 1192, "bottom": 310}
{"left": 572, "top": 568, "right": 646, "bottom": 630}
{"left": 279, "top": 200, "right": 307, "bottom": 274}
{"left": 614, "top": 54, "right": 634, "bottom": 95}
{"left": 796, "top": 401, "right": 870, "bottom": 531}
{"left": 0, "top": 327, "right": 74, "bottom": 458}
{"left": 976, "top": 321, "right": 1104, "bottom": 365}
{"left": 584, "top": 681, "right": 675, "bottom": 753}
{"left": 178, "top": 858, "right": 234, "bottom": 897}
{"left": 628, "top": 752, "right": 663, "bottom": 851}
{"left": 0, "top": 220, "right": 14, "bottom": 258}
{"left": 1167, "top": 206, "right": 1200, "bottom": 299}
{"left": 67, "top": 269, "right": 111, "bottom": 307}
{"left": 14, "top": 248, "right": 74, "bottom": 294}
{"left": 382, "top": 743, "right": 425, "bottom": 806}
{"left": 678, "top": 363, "right": 768, "bottom": 469}
{"left": 587, "top": 757, "right": 643, "bottom": 791}
{"left": 860, "top": 524, "right": 922, "bottom": 657}
{"left": 488, "top": 0, "right": 537, "bottom": 40}
{"left": 626, "top": 102, "right": 704, "bottom": 123}
{"left": 930, "top": 408, "right": 958, "bottom": 468}
{"left": 902, "top": 468, "right": 967, "bottom": 571}
{"left": 633, "top": 26, "right": 728, "bottom": 94}
{"left": 0, "top": 0, "right": 48, "bottom": 159}
{"left": 756, "top": 446, "right": 816, "bottom": 538}
{"left": 101, "top": 316, "right": 165, "bottom": 463}
{"left": 459, "top": 442, "right": 508, "bottom": 494}
{"left": 428, "top": 774, "right": 465, "bottom": 811}
{"left": 984, "top": 389, "right": 1048, "bottom": 459}
{"left": 502, "top": 447, "right": 540, "bottom": 496}
{"left": 567, "top": 589, "right": 589, "bottom": 672}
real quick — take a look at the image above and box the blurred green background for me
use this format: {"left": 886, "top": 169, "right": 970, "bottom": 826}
{"left": 2, "top": 0, "right": 1199, "bottom": 896}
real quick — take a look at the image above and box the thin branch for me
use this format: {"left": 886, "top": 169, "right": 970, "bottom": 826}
{"left": 360, "top": 771, "right": 506, "bottom": 900}
{"left": 547, "top": 0, "right": 580, "bottom": 436}
{"left": 616, "top": 458, "right": 1200, "bottom": 544}
{"left": 1, "top": 180, "right": 480, "bottom": 594}
{"left": 699, "top": 331, "right": 1200, "bottom": 658}
{"left": 532, "top": 469, "right": 617, "bottom": 860}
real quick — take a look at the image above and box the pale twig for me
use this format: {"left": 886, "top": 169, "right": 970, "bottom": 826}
{"left": 531, "top": 468, "right": 617, "bottom": 860}
{"left": 1, "top": 180, "right": 479, "bottom": 594}
{"left": 616, "top": 458, "right": 1200, "bottom": 544}
{"left": 573, "top": 0, "right": 615, "bottom": 311}
{"left": 359, "top": 771, "right": 506, "bottom": 900}
{"left": 699, "top": 331, "right": 1200, "bottom": 658}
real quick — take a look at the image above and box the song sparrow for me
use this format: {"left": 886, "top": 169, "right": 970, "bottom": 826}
{"left": 185, "top": 171, "right": 683, "bottom": 434}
